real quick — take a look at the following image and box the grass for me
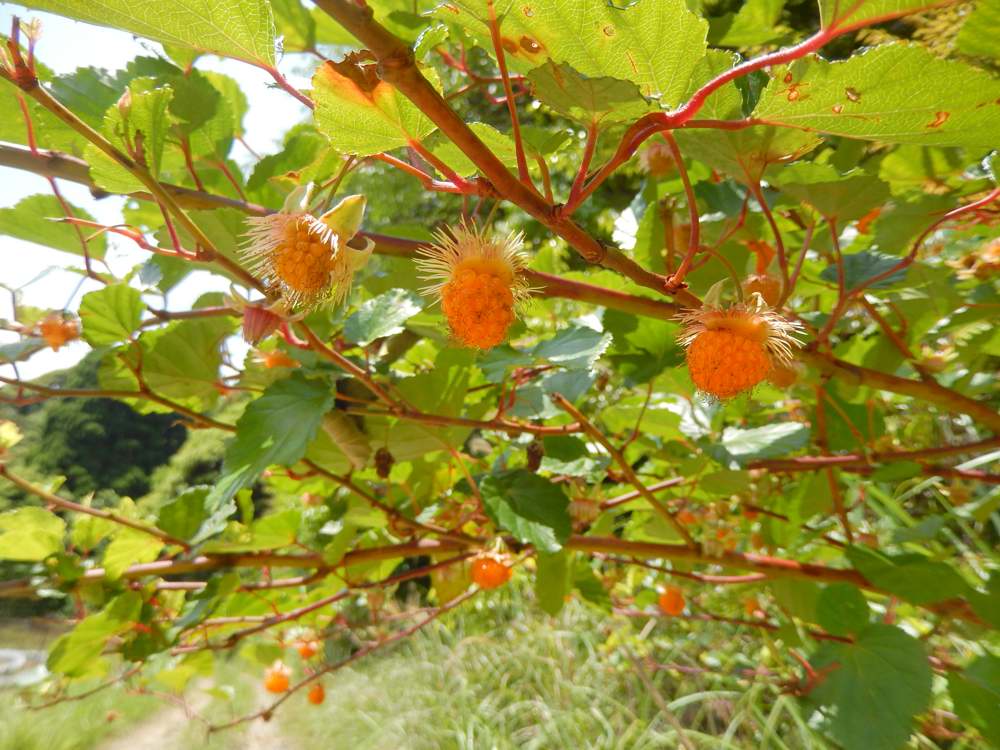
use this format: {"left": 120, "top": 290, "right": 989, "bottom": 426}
{"left": 0, "top": 681, "right": 158, "bottom": 750}
{"left": 0, "top": 593, "right": 835, "bottom": 749}
{"left": 277, "top": 593, "right": 830, "bottom": 750}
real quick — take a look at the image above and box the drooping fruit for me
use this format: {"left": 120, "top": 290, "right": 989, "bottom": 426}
{"left": 307, "top": 683, "right": 325, "bottom": 705}
{"left": 658, "top": 585, "right": 685, "bottom": 616}
{"left": 263, "top": 661, "right": 291, "bottom": 694}
{"left": 677, "top": 299, "right": 802, "bottom": 399}
{"left": 470, "top": 553, "right": 512, "bottom": 590}
{"left": 296, "top": 639, "right": 319, "bottom": 659}
{"left": 416, "top": 223, "right": 530, "bottom": 350}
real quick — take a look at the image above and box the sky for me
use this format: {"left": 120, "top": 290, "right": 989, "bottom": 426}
{"left": 0, "top": 4, "right": 313, "bottom": 379}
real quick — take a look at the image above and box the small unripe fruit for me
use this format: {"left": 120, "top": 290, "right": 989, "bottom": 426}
{"left": 658, "top": 585, "right": 685, "bottom": 616}
{"left": 374, "top": 447, "right": 395, "bottom": 479}
{"left": 767, "top": 362, "right": 799, "bottom": 388}
{"left": 526, "top": 440, "right": 544, "bottom": 472}
{"left": 471, "top": 554, "right": 512, "bottom": 589}
{"left": 263, "top": 661, "right": 291, "bottom": 694}
{"left": 307, "top": 683, "right": 325, "bottom": 705}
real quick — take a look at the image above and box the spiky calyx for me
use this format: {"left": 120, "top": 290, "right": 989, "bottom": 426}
{"left": 416, "top": 223, "right": 530, "bottom": 350}
{"left": 38, "top": 314, "right": 79, "bottom": 352}
{"left": 677, "top": 299, "right": 802, "bottom": 399}
{"left": 241, "top": 194, "right": 371, "bottom": 310}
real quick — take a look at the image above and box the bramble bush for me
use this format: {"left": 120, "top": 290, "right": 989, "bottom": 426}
{"left": 0, "top": 0, "right": 998, "bottom": 746}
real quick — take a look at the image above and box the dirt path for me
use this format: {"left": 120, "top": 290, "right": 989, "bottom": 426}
{"left": 97, "top": 686, "right": 293, "bottom": 750}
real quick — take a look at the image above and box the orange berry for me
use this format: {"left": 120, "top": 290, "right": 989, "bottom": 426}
{"left": 441, "top": 266, "right": 516, "bottom": 349}
{"left": 686, "top": 329, "right": 772, "bottom": 399}
{"left": 296, "top": 639, "right": 319, "bottom": 659}
{"left": 470, "top": 554, "right": 512, "bottom": 589}
{"left": 742, "top": 273, "right": 782, "bottom": 306}
{"left": 307, "top": 683, "right": 325, "bottom": 705}
{"left": 658, "top": 586, "right": 685, "bottom": 616}
{"left": 744, "top": 597, "right": 761, "bottom": 618}
{"left": 38, "top": 315, "right": 79, "bottom": 352}
{"left": 273, "top": 219, "right": 335, "bottom": 295}
{"left": 263, "top": 661, "right": 291, "bottom": 694}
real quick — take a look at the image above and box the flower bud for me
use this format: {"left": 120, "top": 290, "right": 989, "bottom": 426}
{"left": 242, "top": 303, "right": 282, "bottom": 344}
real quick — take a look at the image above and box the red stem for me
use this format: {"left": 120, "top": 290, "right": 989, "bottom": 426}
{"left": 486, "top": 0, "right": 531, "bottom": 186}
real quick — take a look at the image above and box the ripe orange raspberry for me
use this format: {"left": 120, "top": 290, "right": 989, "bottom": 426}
{"left": 744, "top": 596, "right": 762, "bottom": 618}
{"left": 263, "top": 661, "right": 291, "bottom": 693}
{"left": 658, "top": 586, "right": 685, "bottom": 616}
{"left": 441, "top": 266, "right": 515, "bottom": 349}
{"left": 296, "top": 639, "right": 319, "bottom": 659}
{"left": 38, "top": 314, "right": 79, "bottom": 352}
{"left": 677, "top": 301, "right": 802, "bottom": 400}
{"left": 416, "top": 223, "right": 530, "bottom": 351}
{"left": 470, "top": 553, "right": 512, "bottom": 589}
{"left": 307, "top": 683, "right": 325, "bottom": 705}
{"left": 241, "top": 195, "right": 372, "bottom": 310}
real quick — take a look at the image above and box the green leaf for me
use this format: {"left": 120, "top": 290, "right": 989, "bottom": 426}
{"left": 957, "top": 0, "right": 1000, "bottom": 61}
{"left": 0, "top": 507, "right": 65, "bottom": 561}
{"left": 753, "top": 44, "right": 1000, "bottom": 149}
{"left": 210, "top": 374, "right": 335, "bottom": 508}
{"left": 435, "top": 0, "right": 707, "bottom": 108}
{"left": 846, "top": 546, "right": 972, "bottom": 605}
{"left": 48, "top": 592, "right": 142, "bottom": 677}
{"left": 0, "top": 194, "right": 107, "bottom": 260}
{"left": 708, "top": 0, "right": 786, "bottom": 47}
{"left": 816, "top": 583, "right": 870, "bottom": 636}
{"left": 535, "top": 550, "right": 571, "bottom": 616}
{"left": 343, "top": 288, "right": 425, "bottom": 345}
{"left": 103, "top": 528, "right": 164, "bottom": 580}
{"left": 776, "top": 163, "right": 890, "bottom": 222}
{"left": 948, "top": 654, "right": 1000, "bottom": 746}
{"left": 320, "top": 411, "right": 371, "bottom": 471}
{"left": 674, "top": 52, "right": 819, "bottom": 183}
{"left": 573, "top": 561, "right": 612, "bottom": 611}
{"left": 720, "top": 423, "right": 811, "bottom": 463}
{"left": 142, "top": 317, "right": 234, "bottom": 408}
{"left": 23, "top": 0, "right": 276, "bottom": 64}
{"left": 820, "top": 250, "right": 908, "bottom": 291}
{"left": 79, "top": 285, "right": 145, "bottom": 346}
{"left": 701, "top": 470, "right": 751, "bottom": 495}
{"left": 526, "top": 60, "right": 652, "bottom": 124}
{"left": 313, "top": 59, "right": 437, "bottom": 156}
{"left": 808, "top": 625, "right": 932, "bottom": 750}
{"left": 156, "top": 487, "right": 226, "bottom": 542}
{"left": 818, "top": 0, "right": 954, "bottom": 31}
{"left": 480, "top": 470, "right": 571, "bottom": 553}
{"left": 533, "top": 326, "right": 611, "bottom": 368}
{"left": 271, "top": 0, "right": 316, "bottom": 50}
{"left": 426, "top": 122, "right": 521, "bottom": 176}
